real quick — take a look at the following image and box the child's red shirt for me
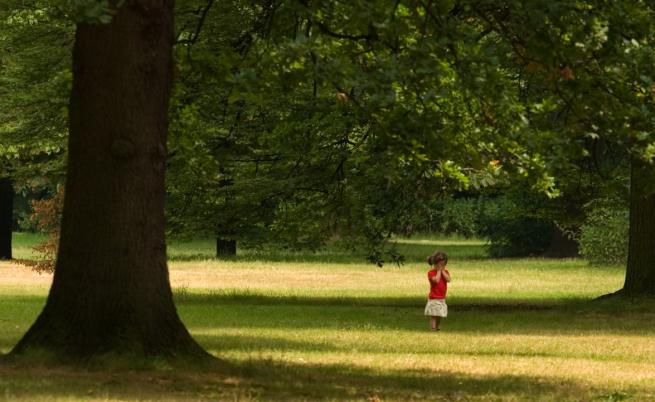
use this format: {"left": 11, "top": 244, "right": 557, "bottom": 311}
{"left": 427, "top": 268, "right": 449, "bottom": 299}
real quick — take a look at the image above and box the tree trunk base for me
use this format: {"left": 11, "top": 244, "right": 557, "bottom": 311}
{"left": 595, "top": 288, "right": 655, "bottom": 300}
{"left": 10, "top": 286, "right": 213, "bottom": 364}
{"left": 594, "top": 289, "right": 625, "bottom": 301}
{"left": 9, "top": 328, "right": 214, "bottom": 366}
{"left": 3, "top": 345, "right": 218, "bottom": 370}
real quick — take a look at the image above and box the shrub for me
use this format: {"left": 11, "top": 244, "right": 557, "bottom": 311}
{"left": 437, "top": 198, "right": 484, "bottom": 238}
{"left": 579, "top": 199, "right": 628, "bottom": 266}
{"left": 16, "top": 187, "right": 64, "bottom": 273}
{"left": 421, "top": 195, "right": 553, "bottom": 257}
{"left": 477, "top": 196, "right": 553, "bottom": 258}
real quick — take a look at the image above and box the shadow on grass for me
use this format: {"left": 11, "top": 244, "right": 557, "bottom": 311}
{"left": 0, "top": 354, "right": 619, "bottom": 401}
{"left": 175, "top": 290, "right": 655, "bottom": 312}
{"left": 194, "top": 331, "right": 639, "bottom": 364}
{"left": 3, "top": 293, "right": 654, "bottom": 338}
{"left": 172, "top": 293, "right": 655, "bottom": 337}
{"left": 230, "top": 358, "right": 605, "bottom": 401}
{"left": 174, "top": 291, "right": 575, "bottom": 308}
{"left": 194, "top": 333, "right": 339, "bottom": 353}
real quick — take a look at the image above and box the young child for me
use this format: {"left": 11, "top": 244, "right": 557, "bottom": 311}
{"left": 424, "top": 251, "right": 451, "bottom": 331}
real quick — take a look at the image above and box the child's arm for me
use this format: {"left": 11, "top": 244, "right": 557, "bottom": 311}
{"left": 430, "top": 269, "right": 442, "bottom": 283}
{"left": 441, "top": 269, "right": 451, "bottom": 283}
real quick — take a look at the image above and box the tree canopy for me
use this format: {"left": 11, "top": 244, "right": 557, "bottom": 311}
{"left": 2, "top": 1, "right": 654, "bottom": 292}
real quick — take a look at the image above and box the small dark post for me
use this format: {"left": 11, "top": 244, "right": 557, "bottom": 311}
{"left": 0, "top": 177, "right": 13, "bottom": 260}
{"left": 216, "top": 238, "right": 237, "bottom": 257}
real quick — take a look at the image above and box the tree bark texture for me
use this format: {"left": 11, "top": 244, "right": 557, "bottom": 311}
{"left": 216, "top": 238, "right": 237, "bottom": 257}
{"left": 12, "top": 0, "right": 208, "bottom": 359}
{"left": 623, "top": 160, "right": 655, "bottom": 296}
{"left": 0, "top": 177, "right": 13, "bottom": 260}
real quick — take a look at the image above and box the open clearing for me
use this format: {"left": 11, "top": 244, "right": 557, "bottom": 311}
{"left": 1, "top": 236, "right": 653, "bottom": 401}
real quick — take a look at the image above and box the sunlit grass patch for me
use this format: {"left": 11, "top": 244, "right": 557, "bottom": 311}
{"left": 10, "top": 232, "right": 46, "bottom": 261}
{"left": 166, "top": 257, "right": 622, "bottom": 302}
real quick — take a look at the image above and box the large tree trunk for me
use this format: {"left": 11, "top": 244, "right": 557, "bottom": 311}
{"left": 0, "top": 177, "right": 13, "bottom": 260}
{"left": 622, "top": 160, "right": 655, "bottom": 296}
{"left": 12, "top": 0, "right": 208, "bottom": 360}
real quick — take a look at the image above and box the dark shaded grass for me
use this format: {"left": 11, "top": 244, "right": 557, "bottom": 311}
{"left": 0, "top": 355, "right": 629, "bottom": 401}
{"left": 172, "top": 291, "right": 571, "bottom": 308}
{"left": 230, "top": 359, "right": 618, "bottom": 402}
{"left": 179, "top": 297, "right": 655, "bottom": 336}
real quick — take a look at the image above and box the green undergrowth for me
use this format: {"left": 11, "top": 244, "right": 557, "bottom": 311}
{"left": 166, "top": 234, "right": 488, "bottom": 263}
{"left": 12, "top": 232, "right": 488, "bottom": 264}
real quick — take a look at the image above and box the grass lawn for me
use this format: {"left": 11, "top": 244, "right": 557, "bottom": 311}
{"left": 1, "top": 234, "right": 653, "bottom": 401}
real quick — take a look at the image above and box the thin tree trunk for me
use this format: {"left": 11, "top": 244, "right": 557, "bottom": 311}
{"left": 622, "top": 160, "right": 655, "bottom": 296}
{"left": 216, "top": 238, "right": 237, "bottom": 257}
{"left": 0, "top": 177, "right": 13, "bottom": 260}
{"left": 542, "top": 226, "right": 579, "bottom": 258}
{"left": 12, "top": 0, "right": 208, "bottom": 360}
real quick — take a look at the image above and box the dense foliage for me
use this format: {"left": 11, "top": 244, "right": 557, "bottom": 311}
{"left": 2, "top": 1, "right": 655, "bottom": 271}
{"left": 579, "top": 198, "right": 629, "bottom": 266}
{"left": 419, "top": 194, "right": 553, "bottom": 257}
{"left": 0, "top": 1, "right": 70, "bottom": 185}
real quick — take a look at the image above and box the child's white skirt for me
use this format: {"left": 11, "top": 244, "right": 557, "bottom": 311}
{"left": 424, "top": 299, "right": 448, "bottom": 317}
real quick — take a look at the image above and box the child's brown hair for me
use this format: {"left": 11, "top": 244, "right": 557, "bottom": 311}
{"left": 427, "top": 251, "right": 448, "bottom": 266}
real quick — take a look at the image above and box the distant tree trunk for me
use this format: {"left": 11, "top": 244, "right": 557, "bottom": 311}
{"left": 12, "top": 0, "right": 208, "bottom": 360}
{"left": 622, "top": 160, "right": 655, "bottom": 296}
{"left": 542, "top": 226, "right": 579, "bottom": 258}
{"left": 216, "top": 238, "right": 237, "bottom": 257}
{"left": 0, "top": 177, "right": 13, "bottom": 260}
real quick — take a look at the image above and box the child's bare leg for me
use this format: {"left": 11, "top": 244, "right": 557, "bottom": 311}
{"left": 435, "top": 316, "right": 441, "bottom": 330}
{"left": 429, "top": 316, "right": 437, "bottom": 330}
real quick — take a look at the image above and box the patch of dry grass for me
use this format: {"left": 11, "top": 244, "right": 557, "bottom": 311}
{"left": 167, "top": 257, "right": 622, "bottom": 301}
